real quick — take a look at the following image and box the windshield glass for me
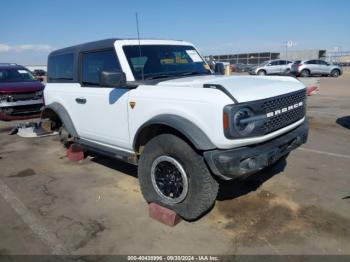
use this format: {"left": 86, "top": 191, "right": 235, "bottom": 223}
{"left": 0, "top": 68, "right": 36, "bottom": 83}
{"left": 123, "top": 45, "right": 211, "bottom": 80}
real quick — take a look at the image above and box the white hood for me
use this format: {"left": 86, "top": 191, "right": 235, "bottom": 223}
{"left": 158, "top": 75, "right": 306, "bottom": 103}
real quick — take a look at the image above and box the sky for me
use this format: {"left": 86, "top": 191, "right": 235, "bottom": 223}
{"left": 1, "top": 0, "right": 349, "bottom": 65}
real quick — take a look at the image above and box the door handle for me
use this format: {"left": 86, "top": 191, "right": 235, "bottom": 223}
{"left": 75, "top": 97, "right": 87, "bottom": 104}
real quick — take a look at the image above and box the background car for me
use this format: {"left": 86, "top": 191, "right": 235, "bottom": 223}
{"left": 231, "top": 63, "right": 254, "bottom": 73}
{"left": 32, "top": 69, "right": 47, "bottom": 82}
{"left": 248, "top": 59, "right": 293, "bottom": 75}
{"left": 291, "top": 59, "right": 343, "bottom": 77}
{"left": 0, "top": 63, "right": 44, "bottom": 121}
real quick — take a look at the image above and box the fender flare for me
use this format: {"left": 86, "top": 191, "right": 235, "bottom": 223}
{"left": 133, "top": 114, "right": 216, "bottom": 151}
{"left": 41, "top": 102, "right": 78, "bottom": 137}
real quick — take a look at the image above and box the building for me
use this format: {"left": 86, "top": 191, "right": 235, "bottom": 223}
{"left": 206, "top": 52, "right": 279, "bottom": 65}
{"left": 279, "top": 49, "right": 326, "bottom": 61}
{"left": 206, "top": 49, "right": 328, "bottom": 66}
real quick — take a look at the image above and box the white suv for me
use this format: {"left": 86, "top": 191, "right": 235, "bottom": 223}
{"left": 249, "top": 59, "right": 293, "bottom": 75}
{"left": 42, "top": 39, "right": 309, "bottom": 220}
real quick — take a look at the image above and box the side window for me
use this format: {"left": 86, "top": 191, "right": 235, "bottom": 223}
{"left": 306, "top": 60, "right": 317, "bottom": 64}
{"left": 318, "top": 60, "right": 327, "bottom": 65}
{"left": 48, "top": 53, "right": 74, "bottom": 81}
{"left": 81, "top": 49, "right": 121, "bottom": 86}
{"left": 270, "top": 61, "right": 279, "bottom": 66}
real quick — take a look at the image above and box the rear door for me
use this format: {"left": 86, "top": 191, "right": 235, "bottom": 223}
{"left": 278, "top": 60, "right": 291, "bottom": 74}
{"left": 74, "top": 49, "right": 131, "bottom": 150}
{"left": 305, "top": 60, "right": 318, "bottom": 75}
{"left": 317, "top": 60, "right": 330, "bottom": 74}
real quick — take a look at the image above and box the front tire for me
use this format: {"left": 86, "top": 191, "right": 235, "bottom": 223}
{"left": 257, "top": 70, "right": 266, "bottom": 76}
{"left": 138, "top": 134, "right": 219, "bottom": 220}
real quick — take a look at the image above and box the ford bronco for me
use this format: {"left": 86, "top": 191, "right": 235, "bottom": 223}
{"left": 42, "top": 39, "right": 308, "bottom": 220}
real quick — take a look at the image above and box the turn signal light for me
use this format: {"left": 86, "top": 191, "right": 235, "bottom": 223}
{"left": 223, "top": 112, "right": 229, "bottom": 130}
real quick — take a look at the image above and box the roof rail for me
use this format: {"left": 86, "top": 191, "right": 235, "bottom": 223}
{"left": 0, "top": 63, "right": 18, "bottom": 66}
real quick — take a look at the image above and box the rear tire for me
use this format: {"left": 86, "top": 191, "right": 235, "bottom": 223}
{"left": 300, "top": 69, "right": 310, "bottom": 77}
{"left": 331, "top": 69, "right": 340, "bottom": 77}
{"left": 138, "top": 134, "right": 219, "bottom": 220}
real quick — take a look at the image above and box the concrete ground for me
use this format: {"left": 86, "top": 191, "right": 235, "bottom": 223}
{"left": 0, "top": 74, "right": 350, "bottom": 255}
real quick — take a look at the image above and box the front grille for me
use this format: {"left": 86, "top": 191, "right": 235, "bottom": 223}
{"left": 9, "top": 92, "right": 38, "bottom": 102}
{"left": 1, "top": 104, "right": 42, "bottom": 115}
{"left": 260, "top": 89, "right": 306, "bottom": 134}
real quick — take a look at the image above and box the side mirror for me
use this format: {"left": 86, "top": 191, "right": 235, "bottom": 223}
{"left": 214, "top": 63, "right": 225, "bottom": 75}
{"left": 100, "top": 71, "right": 127, "bottom": 87}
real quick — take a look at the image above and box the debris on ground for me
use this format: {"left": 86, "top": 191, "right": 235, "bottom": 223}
{"left": 8, "top": 121, "right": 58, "bottom": 138}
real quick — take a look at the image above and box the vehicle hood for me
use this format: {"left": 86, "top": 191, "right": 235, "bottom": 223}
{"left": 158, "top": 75, "right": 305, "bottom": 103}
{"left": 0, "top": 81, "right": 44, "bottom": 94}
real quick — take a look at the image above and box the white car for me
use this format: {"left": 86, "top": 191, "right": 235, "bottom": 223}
{"left": 249, "top": 59, "right": 293, "bottom": 75}
{"left": 291, "top": 59, "right": 343, "bottom": 77}
{"left": 42, "top": 39, "right": 309, "bottom": 220}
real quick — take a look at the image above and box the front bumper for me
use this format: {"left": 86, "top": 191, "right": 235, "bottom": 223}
{"left": 0, "top": 102, "right": 43, "bottom": 121}
{"left": 204, "top": 121, "right": 308, "bottom": 180}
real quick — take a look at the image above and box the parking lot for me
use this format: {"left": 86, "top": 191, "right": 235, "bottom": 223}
{"left": 0, "top": 73, "right": 350, "bottom": 255}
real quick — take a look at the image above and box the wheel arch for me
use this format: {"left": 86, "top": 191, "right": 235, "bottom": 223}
{"left": 257, "top": 69, "right": 266, "bottom": 75}
{"left": 133, "top": 114, "right": 216, "bottom": 153}
{"left": 41, "top": 102, "right": 78, "bottom": 137}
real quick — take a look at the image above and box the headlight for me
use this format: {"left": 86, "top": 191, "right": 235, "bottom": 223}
{"left": 0, "top": 95, "right": 8, "bottom": 102}
{"left": 35, "top": 90, "right": 43, "bottom": 97}
{"left": 233, "top": 108, "right": 255, "bottom": 136}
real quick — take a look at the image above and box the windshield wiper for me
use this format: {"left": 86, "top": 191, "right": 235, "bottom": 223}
{"left": 178, "top": 71, "right": 210, "bottom": 76}
{"left": 144, "top": 74, "right": 175, "bottom": 80}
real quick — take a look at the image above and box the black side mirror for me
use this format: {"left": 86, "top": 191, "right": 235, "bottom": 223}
{"left": 100, "top": 71, "right": 127, "bottom": 87}
{"left": 214, "top": 63, "right": 225, "bottom": 75}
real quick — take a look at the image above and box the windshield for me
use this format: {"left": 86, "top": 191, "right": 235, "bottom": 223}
{"left": 0, "top": 68, "right": 36, "bottom": 83}
{"left": 260, "top": 61, "right": 270, "bottom": 66}
{"left": 123, "top": 45, "right": 211, "bottom": 80}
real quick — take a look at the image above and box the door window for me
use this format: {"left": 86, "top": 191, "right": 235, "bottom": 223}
{"left": 81, "top": 49, "right": 121, "bottom": 86}
{"left": 306, "top": 60, "right": 318, "bottom": 64}
{"left": 318, "top": 60, "right": 328, "bottom": 65}
{"left": 48, "top": 53, "right": 74, "bottom": 81}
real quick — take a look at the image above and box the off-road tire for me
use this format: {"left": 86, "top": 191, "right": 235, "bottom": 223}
{"left": 138, "top": 134, "right": 219, "bottom": 220}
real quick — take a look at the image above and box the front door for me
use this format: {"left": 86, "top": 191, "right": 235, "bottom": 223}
{"left": 73, "top": 49, "right": 131, "bottom": 150}
{"left": 266, "top": 60, "right": 280, "bottom": 74}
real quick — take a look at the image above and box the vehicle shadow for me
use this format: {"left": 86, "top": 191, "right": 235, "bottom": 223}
{"left": 216, "top": 157, "right": 287, "bottom": 201}
{"left": 336, "top": 116, "right": 350, "bottom": 130}
{"left": 89, "top": 153, "right": 138, "bottom": 178}
{"left": 88, "top": 151, "right": 287, "bottom": 201}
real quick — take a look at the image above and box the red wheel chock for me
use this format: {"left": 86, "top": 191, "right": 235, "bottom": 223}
{"left": 306, "top": 86, "right": 318, "bottom": 96}
{"left": 149, "top": 202, "right": 182, "bottom": 227}
{"left": 66, "top": 144, "right": 85, "bottom": 161}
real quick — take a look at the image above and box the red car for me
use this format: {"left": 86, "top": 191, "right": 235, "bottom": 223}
{"left": 0, "top": 64, "right": 45, "bottom": 121}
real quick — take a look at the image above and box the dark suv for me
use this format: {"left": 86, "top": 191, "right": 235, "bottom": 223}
{"left": 0, "top": 63, "right": 45, "bottom": 121}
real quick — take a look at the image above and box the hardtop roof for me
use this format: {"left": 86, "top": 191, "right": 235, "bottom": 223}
{"left": 49, "top": 38, "right": 187, "bottom": 57}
